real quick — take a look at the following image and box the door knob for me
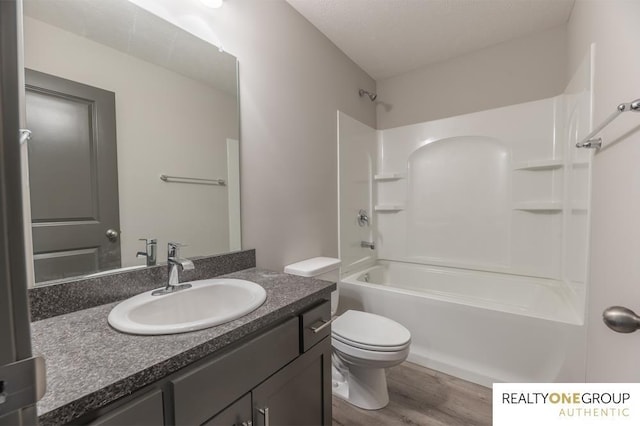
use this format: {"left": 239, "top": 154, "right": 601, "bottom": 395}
{"left": 105, "top": 229, "right": 119, "bottom": 242}
{"left": 602, "top": 306, "right": 640, "bottom": 333}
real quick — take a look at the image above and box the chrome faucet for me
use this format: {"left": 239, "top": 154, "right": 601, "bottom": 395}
{"left": 152, "top": 242, "right": 195, "bottom": 296}
{"left": 361, "top": 241, "right": 375, "bottom": 250}
{"left": 136, "top": 238, "right": 157, "bottom": 266}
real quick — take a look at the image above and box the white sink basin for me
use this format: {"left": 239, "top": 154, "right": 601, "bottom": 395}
{"left": 108, "top": 278, "right": 267, "bottom": 335}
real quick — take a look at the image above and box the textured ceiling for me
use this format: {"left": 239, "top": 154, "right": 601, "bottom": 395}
{"left": 23, "top": 0, "right": 237, "bottom": 96}
{"left": 287, "top": 0, "right": 575, "bottom": 80}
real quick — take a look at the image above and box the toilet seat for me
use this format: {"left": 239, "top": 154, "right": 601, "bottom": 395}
{"left": 332, "top": 310, "right": 411, "bottom": 350}
{"left": 331, "top": 333, "right": 409, "bottom": 352}
{"left": 332, "top": 336, "right": 411, "bottom": 365}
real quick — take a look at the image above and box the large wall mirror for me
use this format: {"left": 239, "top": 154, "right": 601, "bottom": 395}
{"left": 22, "top": 0, "right": 240, "bottom": 286}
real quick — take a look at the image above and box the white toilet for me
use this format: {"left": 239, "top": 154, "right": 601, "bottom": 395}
{"left": 284, "top": 257, "right": 411, "bottom": 410}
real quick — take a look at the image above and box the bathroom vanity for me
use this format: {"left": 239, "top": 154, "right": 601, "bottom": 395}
{"left": 83, "top": 303, "right": 331, "bottom": 426}
{"left": 29, "top": 258, "right": 335, "bottom": 426}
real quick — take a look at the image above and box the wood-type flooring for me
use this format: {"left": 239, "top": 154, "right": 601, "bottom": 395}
{"left": 333, "top": 362, "right": 492, "bottom": 426}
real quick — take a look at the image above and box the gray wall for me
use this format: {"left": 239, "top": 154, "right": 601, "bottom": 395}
{"left": 219, "top": 1, "right": 377, "bottom": 270}
{"left": 376, "top": 25, "right": 568, "bottom": 129}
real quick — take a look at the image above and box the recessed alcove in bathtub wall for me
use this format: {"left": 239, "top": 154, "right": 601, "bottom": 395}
{"left": 406, "top": 136, "right": 511, "bottom": 268}
{"left": 378, "top": 96, "right": 567, "bottom": 280}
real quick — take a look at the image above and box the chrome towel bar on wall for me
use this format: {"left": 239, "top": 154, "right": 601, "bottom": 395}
{"left": 576, "top": 98, "right": 640, "bottom": 149}
{"left": 160, "top": 174, "right": 226, "bottom": 186}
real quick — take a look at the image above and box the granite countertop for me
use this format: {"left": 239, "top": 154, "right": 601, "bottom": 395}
{"left": 31, "top": 268, "right": 335, "bottom": 425}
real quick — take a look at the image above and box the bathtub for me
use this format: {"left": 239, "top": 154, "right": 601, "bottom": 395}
{"left": 339, "top": 260, "right": 587, "bottom": 386}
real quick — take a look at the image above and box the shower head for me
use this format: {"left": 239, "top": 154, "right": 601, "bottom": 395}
{"left": 359, "top": 89, "right": 377, "bottom": 102}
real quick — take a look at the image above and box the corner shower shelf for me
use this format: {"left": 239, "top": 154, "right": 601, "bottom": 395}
{"left": 374, "top": 172, "right": 406, "bottom": 181}
{"left": 513, "top": 202, "right": 562, "bottom": 212}
{"left": 513, "top": 159, "right": 563, "bottom": 171}
{"left": 374, "top": 205, "right": 405, "bottom": 212}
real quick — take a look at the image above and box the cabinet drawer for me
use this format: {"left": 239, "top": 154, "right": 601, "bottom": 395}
{"left": 300, "top": 301, "right": 331, "bottom": 352}
{"left": 88, "top": 389, "right": 163, "bottom": 426}
{"left": 172, "top": 317, "right": 299, "bottom": 425}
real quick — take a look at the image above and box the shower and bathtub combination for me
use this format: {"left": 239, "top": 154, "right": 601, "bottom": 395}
{"left": 337, "top": 50, "right": 594, "bottom": 387}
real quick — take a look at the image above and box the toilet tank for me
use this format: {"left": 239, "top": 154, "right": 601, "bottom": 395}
{"left": 284, "top": 257, "right": 341, "bottom": 315}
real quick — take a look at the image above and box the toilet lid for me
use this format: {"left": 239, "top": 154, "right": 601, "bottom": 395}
{"left": 332, "top": 310, "right": 411, "bottom": 348}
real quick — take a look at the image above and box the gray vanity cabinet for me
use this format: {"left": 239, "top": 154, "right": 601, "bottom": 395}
{"left": 177, "top": 301, "right": 332, "bottom": 426}
{"left": 77, "top": 301, "right": 332, "bottom": 426}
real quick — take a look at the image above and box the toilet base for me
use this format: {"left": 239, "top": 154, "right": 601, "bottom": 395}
{"left": 331, "top": 364, "right": 390, "bottom": 410}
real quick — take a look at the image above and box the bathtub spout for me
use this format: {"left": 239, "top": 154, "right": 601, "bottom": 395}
{"left": 361, "top": 241, "right": 375, "bottom": 250}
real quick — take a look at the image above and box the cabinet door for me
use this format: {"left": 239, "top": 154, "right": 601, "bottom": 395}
{"left": 203, "top": 394, "right": 252, "bottom": 426}
{"left": 88, "top": 389, "right": 163, "bottom": 426}
{"left": 172, "top": 318, "right": 299, "bottom": 425}
{"left": 252, "top": 337, "right": 331, "bottom": 426}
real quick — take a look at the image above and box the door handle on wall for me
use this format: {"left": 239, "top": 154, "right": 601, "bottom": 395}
{"left": 603, "top": 306, "right": 640, "bottom": 333}
{"left": 19, "top": 129, "right": 32, "bottom": 144}
{"left": 105, "top": 229, "right": 119, "bottom": 242}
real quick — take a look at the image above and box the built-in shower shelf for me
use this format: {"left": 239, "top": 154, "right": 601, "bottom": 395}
{"left": 570, "top": 201, "right": 589, "bottom": 212}
{"left": 513, "top": 159, "right": 563, "bottom": 171}
{"left": 375, "top": 205, "right": 405, "bottom": 212}
{"left": 374, "top": 172, "right": 406, "bottom": 181}
{"left": 571, "top": 161, "right": 590, "bottom": 168}
{"left": 513, "top": 202, "right": 563, "bottom": 212}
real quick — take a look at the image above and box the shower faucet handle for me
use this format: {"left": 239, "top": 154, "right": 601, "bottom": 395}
{"left": 357, "top": 209, "right": 370, "bottom": 227}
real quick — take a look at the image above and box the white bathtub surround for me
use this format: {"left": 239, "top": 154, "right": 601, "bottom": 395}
{"left": 376, "top": 95, "right": 586, "bottom": 281}
{"left": 337, "top": 112, "right": 378, "bottom": 276}
{"left": 340, "top": 94, "right": 591, "bottom": 284}
{"left": 337, "top": 49, "right": 593, "bottom": 386}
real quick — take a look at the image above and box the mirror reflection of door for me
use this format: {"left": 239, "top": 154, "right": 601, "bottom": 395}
{"left": 25, "top": 69, "right": 121, "bottom": 282}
